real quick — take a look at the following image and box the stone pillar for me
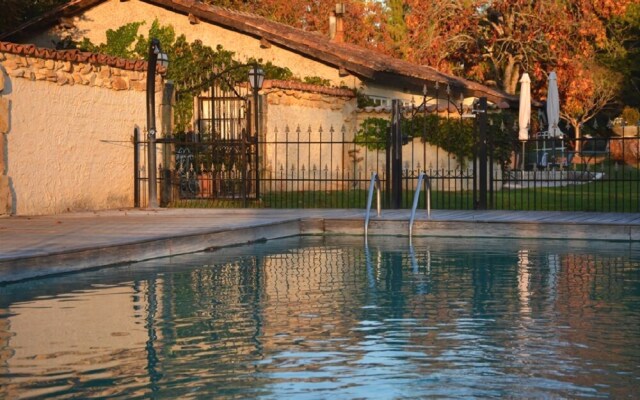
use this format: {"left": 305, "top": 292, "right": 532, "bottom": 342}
{"left": 0, "top": 65, "right": 11, "bottom": 216}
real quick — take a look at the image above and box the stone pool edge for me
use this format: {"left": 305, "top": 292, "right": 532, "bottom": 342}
{"left": 0, "top": 219, "right": 303, "bottom": 284}
{"left": 2, "top": 217, "right": 639, "bottom": 284}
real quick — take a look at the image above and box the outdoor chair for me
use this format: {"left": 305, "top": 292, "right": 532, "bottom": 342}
{"left": 561, "top": 152, "right": 574, "bottom": 168}
{"left": 538, "top": 152, "right": 549, "bottom": 170}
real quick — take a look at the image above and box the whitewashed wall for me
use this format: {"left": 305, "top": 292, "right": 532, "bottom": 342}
{"left": 261, "top": 86, "right": 356, "bottom": 191}
{"left": 0, "top": 53, "right": 160, "bottom": 215}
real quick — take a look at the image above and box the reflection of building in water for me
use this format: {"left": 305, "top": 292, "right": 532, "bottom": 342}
{"left": 259, "top": 246, "right": 366, "bottom": 349}
{"left": 0, "top": 284, "right": 156, "bottom": 398}
{"left": 162, "top": 261, "right": 265, "bottom": 362}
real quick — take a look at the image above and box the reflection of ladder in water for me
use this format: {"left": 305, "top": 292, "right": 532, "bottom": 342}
{"left": 364, "top": 172, "right": 381, "bottom": 239}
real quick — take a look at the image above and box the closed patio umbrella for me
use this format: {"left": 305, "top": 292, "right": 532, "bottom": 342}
{"left": 518, "top": 73, "right": 531, "bottom": 169}
{"left": 547, "top": 71, "right": 562, "bottom": 137}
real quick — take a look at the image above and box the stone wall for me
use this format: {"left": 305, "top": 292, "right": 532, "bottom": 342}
{"left": 0, "top": 51, "right": 159, "bottom": 91}
{"left": 0, "top": 44, "right": 161, "bottom": 216}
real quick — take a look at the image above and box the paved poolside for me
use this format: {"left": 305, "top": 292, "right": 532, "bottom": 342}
{"left": 1, "top": 208, "right": 640, "bottom": 283}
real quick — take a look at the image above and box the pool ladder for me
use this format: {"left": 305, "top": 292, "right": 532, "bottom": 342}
{"left": 409, "top": 172, "right": 431, "bottom": 242}
{"left": 364, "top": 172, "right": 381, "bottom": 238}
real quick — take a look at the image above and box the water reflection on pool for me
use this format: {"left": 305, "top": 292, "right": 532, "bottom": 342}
{"left": 1, "top": 236, "right": 639, "bottom": 398}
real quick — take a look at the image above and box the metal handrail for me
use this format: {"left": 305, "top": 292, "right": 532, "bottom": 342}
{"left": 364, "top": 172, "right": 381, "bottom": 238}
{"left": 409, "top": 172, "right": 431, "bottom": 241}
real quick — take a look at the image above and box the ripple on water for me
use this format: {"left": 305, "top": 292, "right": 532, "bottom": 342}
{"left": 1, "top": 236, "right": 639, "bottom": 398}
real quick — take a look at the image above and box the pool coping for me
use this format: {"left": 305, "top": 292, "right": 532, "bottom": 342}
{"left": 1, "top": 208, "right": 640, "bottom": 284}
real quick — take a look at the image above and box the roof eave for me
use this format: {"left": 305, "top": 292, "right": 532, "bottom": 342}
{"left": 0, "top": 0, "right": 106, "bottom": 41}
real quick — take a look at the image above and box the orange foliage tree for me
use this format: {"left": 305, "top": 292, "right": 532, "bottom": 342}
{"left": 560, "top": 62, "right": 621, "bottom": 150}
{"left": 402, "top": 0, "right": 479, "bottom": 75}
{"left": 202, "top": 0, "right": 390, "bottom": 53}
{"left": 397, "top": 0, "right": 632, "bottom": 143}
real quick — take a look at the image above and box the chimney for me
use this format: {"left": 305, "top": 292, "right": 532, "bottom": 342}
{"left": 330, "top": 3, "right": 345, "bottom": 43}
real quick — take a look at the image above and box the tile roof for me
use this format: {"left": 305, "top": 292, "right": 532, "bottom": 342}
{"left": 0, "top": 0, "right": 516, "bottom": 107}
{"left": 264, "top": 80, "right": 354, "bottom": 97}
{"left": 0, "top": 41, "right": 155, "bottom": 72}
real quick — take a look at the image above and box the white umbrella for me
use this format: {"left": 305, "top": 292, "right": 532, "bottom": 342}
{"left": 547, "top": 71, "right": 562, "bottom": 137}
{"left": 518, "top": 73, "right": 531, "bottom": 141}
{"left": 518, "top": 73, "right": 531, "bottom": 169}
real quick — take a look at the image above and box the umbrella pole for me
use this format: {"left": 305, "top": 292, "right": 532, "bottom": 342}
{"left": 521, "top": 141, "right": 526, "bottom": 171}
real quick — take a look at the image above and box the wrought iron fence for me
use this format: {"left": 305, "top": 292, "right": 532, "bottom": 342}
{"left": 158, "top": 119, "right": 479, "bottom": 209}
{"left": 135, "top": 118, "right": 640, "bottom": 213}
{"left": 494, "top": 135, "right": 640, "bottom": 212}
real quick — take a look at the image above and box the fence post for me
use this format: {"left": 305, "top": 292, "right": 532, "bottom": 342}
{"left": 134, "top": 127, "right": 140, "bottom": 208}
{"left": 391, "top": 99, "right": 403, "bottom": 209}
{"left": 477, "top": 97, "right": 488, "bottom": 210}
{"left": 160, "top": 82, "right": 174, "bottom": 207}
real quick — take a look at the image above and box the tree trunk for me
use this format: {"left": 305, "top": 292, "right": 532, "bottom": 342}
{"left": 502, "top": 55, "right": 520, "bottom": 95}
{"left": 571, "top": 120, "right": 582, "bottom": 153}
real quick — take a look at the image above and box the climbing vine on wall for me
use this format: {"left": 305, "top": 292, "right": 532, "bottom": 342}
{"left": 78, "top": 19, "right": 326, "bottom": 133}
{"left": 354, "top": 113, "right": 516, "bottom": 169}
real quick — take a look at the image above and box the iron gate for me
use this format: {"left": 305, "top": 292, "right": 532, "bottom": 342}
{"left": 168, "top": 65, "right": 259, "bottom": 204}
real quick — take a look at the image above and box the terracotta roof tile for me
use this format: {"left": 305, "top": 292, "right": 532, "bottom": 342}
{"left": 264, "top": 80, "right": 354, "bottom": 97}
{"left": 0, "top": 41, "right": 159, "bottom": 73}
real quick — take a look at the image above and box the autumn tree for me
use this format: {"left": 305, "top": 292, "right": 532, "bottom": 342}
{"left": 401, "top": 1, "right": 479, "bottom": 75}
{"left": 201, "top": 0, "right": 390, "bottom": 52}
{"left": 560, "top": 62, "right": 622, "bottom": 150}
{"left": 0, "top": 0, "right": 68, "bottom": 35}
{"left": 604, "top": 2, "right": 640, "bottom": 110}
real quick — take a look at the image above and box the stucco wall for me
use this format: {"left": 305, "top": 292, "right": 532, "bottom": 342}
{"left": 0, "top": 52, "right": 160, "bottom": 216}
{"left": 32, "top": 0, "right": 356, "bottom": 89}
{"left": 262, "top": 87, "right": 356, "bottom": 191}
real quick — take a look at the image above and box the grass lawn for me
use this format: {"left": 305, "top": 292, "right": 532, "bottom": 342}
{"left": 169, "top": 163, "right": 640, "bottom": 213}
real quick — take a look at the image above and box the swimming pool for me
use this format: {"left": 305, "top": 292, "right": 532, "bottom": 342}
{"left": 1, "top": 236, "right": 639, "bottom": 398}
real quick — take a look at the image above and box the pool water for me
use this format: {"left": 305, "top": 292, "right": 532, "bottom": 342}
{"left": 1, "top": 236, "right": 639, "bottom": 399}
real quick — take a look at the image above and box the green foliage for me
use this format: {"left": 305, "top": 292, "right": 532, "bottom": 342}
{"left": 79, "top": 19, "right": 231, "bottom": 132}
{"left": 356, "top": 91, "right": 377, "bottom": 108}
{"left": 385, "top": 0, "right": 409, "bottom": 58}
{"left": 354, "top": 118, "right": 390, "bottom": 150}
{"left": 133, "top": 20, "right": 177, "bottom": 57}
{"left": 487, "top": 113, "right": 518, "bottom": 170}
{"left": 419, "top": 116, "right": 475, "bottom": 165}
{"left": 245, "top": 58, "right": 294, "bottom": 80}
{"left": 168, "top": 36, "right": 236, "bottom": 132}
{"left": 79, "top": 22, "right": 145, "bottom": 59}
{"left": 354, "top": 112, "right": 517, "bottom": 169}
{"left": 78, "top": 19, "right": 341, "bottom": 132}
{"left": 303, "top": 76, "right": 332, "bottom": 86}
